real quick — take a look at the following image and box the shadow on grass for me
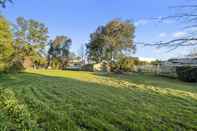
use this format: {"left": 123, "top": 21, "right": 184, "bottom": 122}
{"left": 93, "top": 72, "right": 197, "bottom": 93}
{"left": 0, "top": 72, "right": 197, "bottom": 130}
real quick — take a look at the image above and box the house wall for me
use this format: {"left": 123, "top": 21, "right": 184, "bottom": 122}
{"left": 93, "top": 62, "right": 110, "bottom": 72}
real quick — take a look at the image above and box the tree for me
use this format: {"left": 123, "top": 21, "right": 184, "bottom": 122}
{"left": 86, "top": 26, "right": 106, "bottom": 63}
{"left": 69, "top": 52, "right": 81, "bottom": 62}
{"left": 14, "top": 17, "right": 49, "bottom": 68}
{"left": 86, "top": 19, "right": 135, "bottom": 68}
{"left": 151, "top": 59, "right": 161, "bottom": 65}
{"left": 104, "top": 20, "right": 135, "bottom": 60}
{"left": 78, "top": 44, "right": 86, "bottom": 65}
{"left": 0, "top": 16, "right": 14, "bottom": 71}
{"left": 69, "top": 52, "right": 77, "bottom": 60}
{"left": 48, "top": 36, "right": 72, "bottom": 69}
{"left": 112, "top": 56, "right": 139, "bottom": 72}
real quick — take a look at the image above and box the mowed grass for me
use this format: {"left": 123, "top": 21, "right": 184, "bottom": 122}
{"left": 0, "top": 70, "right": 197, "bottom": 131}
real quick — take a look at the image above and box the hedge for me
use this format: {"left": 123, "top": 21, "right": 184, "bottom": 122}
{"left": 176, "top": 66, "right": 197, "bottom": 82}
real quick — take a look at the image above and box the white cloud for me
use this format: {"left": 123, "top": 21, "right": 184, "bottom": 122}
{"left": 159, "top": 33, "right": 167, "bottom": 37}
{"left": 173, "top": 32, "right": 187, "bottom": 38}
{"left": 134, "top": 20, "right": 149, "bottom": 27}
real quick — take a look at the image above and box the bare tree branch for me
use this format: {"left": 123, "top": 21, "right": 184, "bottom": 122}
{"left": 136, "top": 38, "right": 197, "bottom": 49}
{"left": 144, "top": 3, "right": 197, "bottom": 50}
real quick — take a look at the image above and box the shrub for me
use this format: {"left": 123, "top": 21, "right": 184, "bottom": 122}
{"left": 100, "top": 62, "right": 110, "bottom": 72}
{"left": 0, "top": 63, "right": 7, "bottom": 72}
{"left": 176, "top": 66, "right": 197, "bottom": 82}
{"left": 2, "top": 58, "right": 25, "bottom": 73}
{"left": 111, "top": 57, "right": 139, "bottom": 72}
{"left": 8, "top": 60, "right": 24, "bottom": 73}
{"left": 65, "top": 66, "right": 81, "bottom": 71}
{"left": 0, "top": 16, "right": 15, "bottom": 73}
{"left": 81, "top": 64, "right": 94, "bottom": 71}
{"left": 0, "top": 89, "right": 38, "bottom": 130}
{"left": 111, "top": 62, "right": 124, "bottom": 74}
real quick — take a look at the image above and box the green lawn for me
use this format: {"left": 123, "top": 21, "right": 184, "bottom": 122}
{"left": 0, "top": 70, "right": 197, "bottom": 131}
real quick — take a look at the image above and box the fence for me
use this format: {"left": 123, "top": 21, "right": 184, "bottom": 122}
{"left": 134, "top": 65, "right": 177, "bottom": 78}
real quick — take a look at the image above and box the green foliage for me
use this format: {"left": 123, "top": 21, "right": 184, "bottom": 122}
{"left": 86, "top": 19, "right": 135, "bottom": 64}
{"left": 81, "top": 64, "right": 94, "bottom": 71}
{"left": 48, "top": 36, "right": 72, "bottom": 69}
{"left": 112, "top": 56, "right": 139, "bottom": 72}
{"left": 1, "top": 16, "right": 48, "bottom": 72}
{"left": 0, "top": 89, "right": 39, "bottom": 130}
{"left": 86, "top": 26, "right": 106, "bottom": 63}
{"left": 15, "top": 17, "right": 49, "bottom": 49}
{"left": 176, "top": 66, "right": 197, "bottom": 82}
{"left": 0, "top": 16, "right": 15, "bottom": 72}
{"left": 14, "top": 17, "right": 48, "bottom": 68}
{"left": 6, "top": 59, "right": 24, "bottom": 73}
{"left": 151, "top": 59, "right": 161, "bottom": 65}
{"left": 69, "top": 52, "right": 78, "bottom": 60}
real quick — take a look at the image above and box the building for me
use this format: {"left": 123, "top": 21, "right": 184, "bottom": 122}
{"left": 161, "top": 57, "right": 197, "bottom": 67}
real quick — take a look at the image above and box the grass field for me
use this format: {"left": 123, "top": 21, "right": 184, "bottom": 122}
{"left": 0, "top": 69, "right": 197, "bottom": 131}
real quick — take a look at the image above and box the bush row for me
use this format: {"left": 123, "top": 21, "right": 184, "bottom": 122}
{"left": 0, "top": 59, "right": 24, "bottom": 73}
{"left": 176, "top": 66, "right": 197, "bottom": 82}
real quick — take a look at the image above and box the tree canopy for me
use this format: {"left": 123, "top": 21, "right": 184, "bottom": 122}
{"left": 48, "top": 36, "right": 72, "bottom": 69}
{"left": 13, "top": 17, "right": 49, "bottom": 65}
{"left": 0, "top": 16, "right": 14, "bottom": 71}
{"left": 86, "top": 19, "right": 135, "bottom": 63}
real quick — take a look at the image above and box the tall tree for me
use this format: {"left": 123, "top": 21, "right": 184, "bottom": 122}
{"left": 86, "top": 26, "right": 106, "bottom": 63}
{"left": 14, "top": 17, "right": 49, "bottom": 67}
{"left": 0, "top": 16, "right": 14, "bottom": 71}
{"left": 48, "top": 36, "right": 72, "bottom": 69}
{"left": 86, "top": 19, "right": 135, "bottom": 65}
{"left": 78, "top": 44, "right": 86, "bottom": 65}
{"left": 104, "top": 19, "right": 135, "bottom": 61}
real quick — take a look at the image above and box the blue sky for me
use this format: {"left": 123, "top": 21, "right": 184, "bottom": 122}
{"left": 1, "top": 0, "right": 196, "bottom": 60}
